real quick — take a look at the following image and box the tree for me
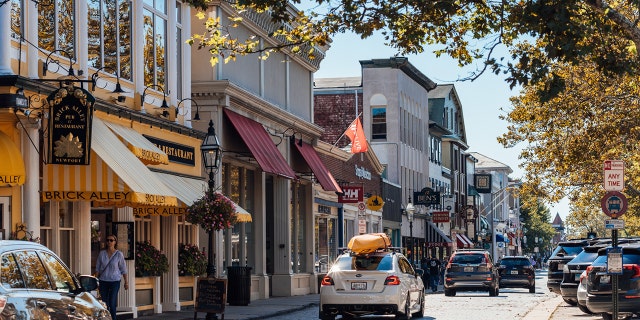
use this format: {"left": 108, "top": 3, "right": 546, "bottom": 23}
{"left": 519, "top": 193, "right": 556, "bottom": 256}
{"left": 185, "top": 0, "right": 640, "bottom": 101}
{"left": 499, "top": 60, "right": 640, "bottom": 232}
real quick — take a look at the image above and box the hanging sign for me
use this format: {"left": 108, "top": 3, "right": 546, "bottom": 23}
{"left": 366, "top": 195, "right": 384, "bottom": 211}
{"left": 414, "top": 187, "right": 440, "bottom": 206}
{"left": 47, "top": 85, "right": 95, "bottom": 165}
{"left": 338, "top": 186, "right": 363, "bottom": 203}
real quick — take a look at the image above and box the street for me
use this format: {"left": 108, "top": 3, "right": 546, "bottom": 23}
{"left": 270, "top": 270, "right": 623, "bottom": 320}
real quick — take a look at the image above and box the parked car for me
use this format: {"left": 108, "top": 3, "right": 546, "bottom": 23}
{"left": 0, "top": 240, "right": 111, "bottom": 319}
{"left": 560, "top": 244, "right": 606, "bottom": 306}
{"left": 319, "top": 247, "right": 425, "bottom": 319}
{"left": 576, "top": 270, "right": 592, "bottom": 314}
{"left": 586, "top": 244, "right": 640, "bottom": 320}
{"left": 443, "top": 249, "right": 499, "bottom": 297}
{"left": 547, "top": 239, "right": 590, "bottom": 298}
{"left": 497, "top": 256, "right": 536, "bottom": 293}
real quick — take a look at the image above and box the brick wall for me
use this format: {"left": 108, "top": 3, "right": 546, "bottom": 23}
{"left": 314, "top": 93, "right": 363, "bottom": 148}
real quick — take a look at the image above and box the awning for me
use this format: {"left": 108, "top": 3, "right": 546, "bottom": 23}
{"left": 43, "top": 118, "right": 178, "bottom": 207}
{"left": 425, "top": 220, "right": 451, "bottom": 247}
{"left": 152, "top": 172, "right": 252, "bottom": 222}
{"left": 456, "top": 233, "right": 473, "bottom": 248}
{"left": 0, "top": 130, "right": 25, "bottom": 187}
{"left": 224, "top": 109, "right": 296, "bottom": 179}
{"left": 103, "top": 121, "right": 169, "bottom": 165}
{"left": 293, "top": 141, "right": 342, "bottom": 193}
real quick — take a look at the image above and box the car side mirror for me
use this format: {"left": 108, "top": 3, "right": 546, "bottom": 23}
{"left": 78, "top": 275, "right": 99, "bottom": 292}
{"left": 415, "top": 268, "right": 424, "bottom": 277}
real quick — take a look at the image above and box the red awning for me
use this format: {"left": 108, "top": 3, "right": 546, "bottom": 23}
{"left": 456, "top": 234, "right": 473, "bottom": 248}
{"left": 293, "top": 141, "right": 342, "bottom": 193}
{"left": 224, "top": 109, "right": 296, "bottom": 179}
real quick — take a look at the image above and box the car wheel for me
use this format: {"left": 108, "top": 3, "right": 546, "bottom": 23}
{"left": 577, "top": 304, "right": 593, "bottom": 315}
{"left": 395, "top": 298, "right": 412, "bottom": 319}
{"left": 444, "top": 288, "right": 455, "bottom": 296}
{"left": 412, "top": 290, "right": 425, "bottom": 318}
{"left": 563, "top": 298, "right": 578, "bottom": 306}
{"left": 529, "top": 285, "right": 535, "bottom": 293}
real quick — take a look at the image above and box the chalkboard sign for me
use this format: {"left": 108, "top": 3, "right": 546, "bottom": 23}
{"left": 195, "top": 277, "right": 227, "bottom": 318}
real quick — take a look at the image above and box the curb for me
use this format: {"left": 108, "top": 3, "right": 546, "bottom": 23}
{"left": 255, "top": 302, "right": 319, "bottom": 320}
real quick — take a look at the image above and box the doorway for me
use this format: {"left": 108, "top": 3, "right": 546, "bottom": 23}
{"left": 0, "top": 197, "right": 10, "bottom": 239}
{"left": 90, "top": 209, "right": 113, "bottom": 273}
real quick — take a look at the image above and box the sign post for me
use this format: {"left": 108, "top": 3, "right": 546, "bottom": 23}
{"left": 603, "top": 160, "right": 625, "bottom": 320}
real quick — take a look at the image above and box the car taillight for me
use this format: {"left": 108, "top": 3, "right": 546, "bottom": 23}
{"left": 321, "top": 275, "right": 334, "bottom": 286}
{"left": 623, "top": 264, "right": 640, "bottom": 278}
{"left": 385, "top": 275, "right": 401, "bottom": 285}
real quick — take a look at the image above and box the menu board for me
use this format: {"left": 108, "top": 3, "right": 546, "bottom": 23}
{"left": 195, "top": 278, "right": 227, "bottom": 316}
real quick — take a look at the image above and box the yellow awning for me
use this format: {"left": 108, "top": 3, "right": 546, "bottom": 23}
{"left": 103, "top": 120, "right": 169, "bottom": 165}
{"left": 152, "top": 172, "right": 252, "bottom": 222}
{"left": 43, "top": 118, "right": 178, "bottom": 207}
{"left": 0, "top": 130, "right": 25, "bottom": 187}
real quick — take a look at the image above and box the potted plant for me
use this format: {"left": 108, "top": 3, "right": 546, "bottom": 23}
{"left": 186, "top": 190, "right": 237, "bottom": 232}
{"left": 135, "top": 241, "right": 169, "bottom": 277}
{"left": 178, "top": 243, "right": 207, "bottom": 276}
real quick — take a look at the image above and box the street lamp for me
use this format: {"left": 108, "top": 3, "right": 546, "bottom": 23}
{"left": 201, "top": 119, "right": 222, "bottom": 320}
{"left": 405, "top": 198, "right": 415, "bottom": 265}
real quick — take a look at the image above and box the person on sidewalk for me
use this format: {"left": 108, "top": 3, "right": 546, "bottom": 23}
{"left": 95, "top": 235, "right": 129, "bottom": 320}
{"left": 427, "top": 256, "right": 441, "bottom": 292}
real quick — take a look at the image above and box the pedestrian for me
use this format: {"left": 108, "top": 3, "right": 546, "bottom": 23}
{"left": 420, "top": 257, "right": 430, "bottom": 288}
{"left": 428, "top": 256, "right": 441, "bottom": 292}
{"left": 95, "top": 235, "right": 129, "bottom": 320}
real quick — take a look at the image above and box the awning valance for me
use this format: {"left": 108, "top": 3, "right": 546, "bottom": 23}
{"left": 293, "top": 141, "right": 341, "bottom": 193}
{"left": 43, "top": 118, "right": 178, "bottom": 207}
{"left": 456, "top": 233, "right": 473, "bottom": 248}
{"left": 224, "top": 109, "right": 296, "bottom": 179}
{"left": 152, "top": 172, "right": 252, "bottom": 222}
{"left": 103, "top": 121, "right": 169, "bottom": 165}
{"left": 425, "top": 220, "right": 451, "bottom": 247}
{"left": 0, "top": 130, "right": 25, "bottom": 187}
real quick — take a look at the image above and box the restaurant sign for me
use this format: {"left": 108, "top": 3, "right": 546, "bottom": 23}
{"left": 47, "top": 85, "right": 95, "bottom": 165}
{"left": 144, "top": 135, "right": 196, "bottom": 166}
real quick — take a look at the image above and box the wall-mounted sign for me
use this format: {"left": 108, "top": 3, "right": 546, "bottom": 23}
{"left": 366, "top": 195, "right": 384, "bottom": 211}
{"left": 144, "top": 135, "right": 196, "bottom": 166}
{"left": 47, "top": 85, "right": 95, "bottom": 165}
{"left": 414, "top": 187, "right": 440, "bottom": 206}
{"left": 339, "top": 186, "right": 363, "bottom": 203}
{"left": 474, "top": 174, "right": 492, "bottom": 193}
{"left": 431, "top": 211, "right": 450, "bottom": 223}
{"left": 355, "top": 165, "right": 371, "bottom": 180}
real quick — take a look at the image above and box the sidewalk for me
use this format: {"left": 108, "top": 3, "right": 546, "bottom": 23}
{"left": 133, "top": 294, "right": 321, "bottom": 320}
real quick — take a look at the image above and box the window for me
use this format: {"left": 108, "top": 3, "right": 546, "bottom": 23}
{"left": 372, "top": 107, "right": 387, "bottom": 140}
{"left": 1, "top": 253, "right": 25, "bottom": 289}
{"left": 40, "top": 251, "right": 77, "bottom": 292}
{"left": 143, "top": 0, "right": 168, "bottom": 87}
{"left": 175, "top": 0, "right": 184, "bottom": 99}
{"left": 88, "top": 0, "right": 133, "bottom": 80}
{"left": 39, "top": 0, "right": 76, "bottom": 57}
{"left": 222, "top": 165, "right": 255, "bottom": 271}
{"left": 14, "top": 250, "right": 51, "bottom": 290}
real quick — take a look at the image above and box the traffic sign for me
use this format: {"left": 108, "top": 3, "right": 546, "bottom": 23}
{"left": 605, "top": 219, "right": 625, "bottom": 229}
{"left": 604, "top": 160, "right": 624, "bottom": 191}
{"left": 601, "top": 191, "right": 628, "bottom": 218}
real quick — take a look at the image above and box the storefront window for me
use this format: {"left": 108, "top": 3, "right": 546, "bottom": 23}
{"left": 290, "top": 184, "right": 307, "bottom": 273}
{"left": 88, "top": 0, "right": 132, "bottom": 80}
{"left": 142, "top": 0, "right": 167, "bottom": 87}
{"left": 221, "top": 165, "right": 255, "bottom": 271}
{"left": 39, "top": 0, "right": 76, "bottom": 57}
{"left": 315, "top": 216, "right": 337, "bottom": 273}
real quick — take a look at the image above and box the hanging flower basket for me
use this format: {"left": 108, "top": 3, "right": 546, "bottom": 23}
{"left": 135, "top": 241, "right": 169, "bottom": 277}
{"left": 178, "top": 243, "right": 207, "bottom": 276}
{"left": 186, "top": 190, "right": 237, "bottom": 233}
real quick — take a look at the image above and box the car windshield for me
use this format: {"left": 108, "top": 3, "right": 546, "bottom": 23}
{"left": 592, "top": 253, "right": 640, "bottom": 265}
{"left": 569, "top": 251, "right": 599, "bottom": 264}
{"left": 551, "top": 245, "right": 584, "bottom": 257}
{"left": 332, "top": 254, "right": 393, "bottom": 271}
{"left": 500, "top": 258, "right": 530, "bottom": 267}
{"left": 452, "top": 254, "right": 485, "bottom": 264}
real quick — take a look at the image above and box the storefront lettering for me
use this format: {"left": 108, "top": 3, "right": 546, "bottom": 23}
{"left": 139, "top": 149, "right": 161, "bottom": 162}
{"left": 355, "top": 165, "right": 371, "bottom": 180}
{"left": 143, "top": 135, "right": 196, "bottom": 166}
{"left": 42, "top": 191, "right": 131, "bottom": 201}
{"left": 145, "top": 194, "right": 166, "bottom": 204}
{"left": 133, "top": 207, "right": 187, "bottom": 215}
{"left": 0, "top": 175, "right": 22, "bottom": 184}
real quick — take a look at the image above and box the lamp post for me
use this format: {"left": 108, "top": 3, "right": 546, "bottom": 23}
{"left": 405, "top": 198, "right": 415, "bottom": 265}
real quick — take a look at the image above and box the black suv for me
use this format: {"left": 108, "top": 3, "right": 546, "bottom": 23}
{"left": 586, "top": 244, "right": 640, "bottom": 320}
{"left": 547, "top": 239, "right": 589, "bottom": 297}
{"left": 497, "top": 256, "right": 536, "bottom": 293}
{"left": 443, "top": 249, "right": 499, "bottom": 296}
{"left": 559, "top": 244, "right": 606, "bottom": 309}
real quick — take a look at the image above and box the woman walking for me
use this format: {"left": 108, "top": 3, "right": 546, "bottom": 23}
{"left": 95, "top": 235, "right": 129, "bottom": 320}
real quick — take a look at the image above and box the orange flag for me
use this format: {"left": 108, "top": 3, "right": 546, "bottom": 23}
{"left": 344, "top": 118, "right": 368, "bottom": 153}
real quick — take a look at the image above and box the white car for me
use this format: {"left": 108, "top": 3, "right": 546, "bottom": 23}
{"left": 319, "top": 249, "right": 425, "bottom": 319}
{"left": 576, "top": 270, "right": 593, "bottom": 314}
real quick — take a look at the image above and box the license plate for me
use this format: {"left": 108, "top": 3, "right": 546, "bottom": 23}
{"left": 464, "top": 267, "right": 473, "bottom": 272}
{"left": 575, "top": 273, "right": 581, "bottom": 281}
{"left": 557, "top": 263, "right": 564, "bottom": 270}
{"left": 511, "top": 270, "right": 519, "bottom": 275}
{"left": 351, "top": 282, "right": 367, "bottom": 290}
{"left": 600, "top": 275, "right": 610, "bottom": 284}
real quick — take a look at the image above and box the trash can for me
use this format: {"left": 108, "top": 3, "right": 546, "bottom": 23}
{"left": 227, "top": 266, "right": 252, "bottom": 306}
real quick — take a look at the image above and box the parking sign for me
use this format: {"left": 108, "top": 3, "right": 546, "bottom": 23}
{"left": 604, "top": 160, "right": 624, "bottom": 191}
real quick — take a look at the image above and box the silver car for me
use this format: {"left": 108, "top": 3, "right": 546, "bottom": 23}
{"left": 0, "top": 240, "right": 111, "bottom": 319}
{"left": 319, "top": 249, "right": 425, "bottom": 319}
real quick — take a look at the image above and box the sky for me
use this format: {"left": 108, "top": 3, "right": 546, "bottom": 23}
{"left": 312, "top": 31, "right": 570, "bottom": 222}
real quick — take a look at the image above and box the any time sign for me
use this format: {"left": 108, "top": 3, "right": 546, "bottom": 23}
{"left": 603, "top": 160, "right": 624, "bottom": 191}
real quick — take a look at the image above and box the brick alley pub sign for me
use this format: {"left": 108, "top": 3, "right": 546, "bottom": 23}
{"left": 47, "top": 86, "right": 95, "bottom": 165}
{"left": 414, "top": 187, "right": 440, "bottom": 206}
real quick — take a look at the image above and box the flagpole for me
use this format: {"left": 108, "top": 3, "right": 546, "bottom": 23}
{"left": 331, "top": 111, "right": 363, "bottom": 150}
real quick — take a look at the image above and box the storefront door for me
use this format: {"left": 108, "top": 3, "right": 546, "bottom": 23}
{"left": 0, "top": 197, "right": 9, "bottom": 239}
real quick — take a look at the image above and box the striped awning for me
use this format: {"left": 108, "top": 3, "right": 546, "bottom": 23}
{"left": 0, "top": 130, "right": 25, "bottom": 187}
{"left": 425, "top": 220, "right": 452, "bottom": 247}
{"left": 42, "top": 117, "right": 178, "bottom": 207}
{"left": 151, "top": 171, "right": 252, "bottom": 222}
{"left": 103, "top": 121, "right": 169, "bottom": 165}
